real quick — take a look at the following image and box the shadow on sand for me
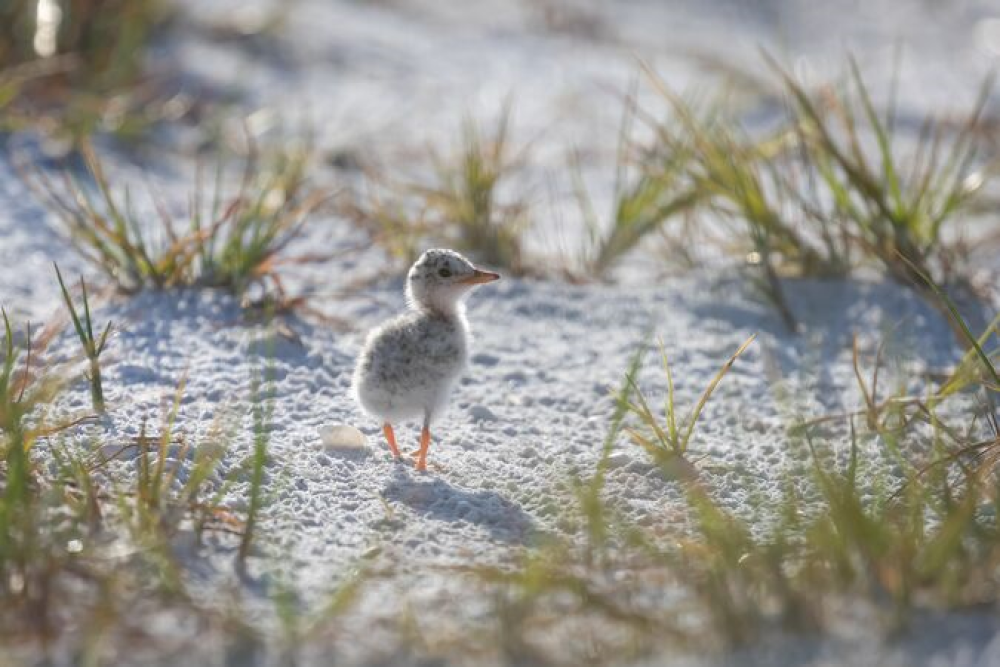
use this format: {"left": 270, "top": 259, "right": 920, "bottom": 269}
{"left": 382, "top": 466, "right": 536, "bottom": 545}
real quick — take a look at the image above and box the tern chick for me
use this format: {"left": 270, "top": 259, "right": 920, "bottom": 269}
{"left": 352, "top": 249, "right": 500, "bottom": 471}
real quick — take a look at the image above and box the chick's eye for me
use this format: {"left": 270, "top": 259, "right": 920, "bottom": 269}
{"left": 438, "top": 268, "right": 452, "bottom": 278}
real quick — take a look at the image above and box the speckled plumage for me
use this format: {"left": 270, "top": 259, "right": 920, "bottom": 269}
{"left": 352, "top": 249, "right": 499, "bottom": 468}
{"left": 353, "top": 308, "right": 468, "bottom": 423}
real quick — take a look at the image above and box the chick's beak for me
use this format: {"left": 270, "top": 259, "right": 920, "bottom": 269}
{"left": 459, "top": 269, "right": 501, "bottom": 285}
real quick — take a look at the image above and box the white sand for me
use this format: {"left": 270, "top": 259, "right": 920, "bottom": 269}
{"left": 2, "top": 1, "right": 999, "bottom": 664}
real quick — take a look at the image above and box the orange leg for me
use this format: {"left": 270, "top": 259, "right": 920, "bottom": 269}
{"left": 415, "top": 425, "right": 431, "bottom": 471}
{"left": 382, "top": 423, "right": 401, "bottom": 459}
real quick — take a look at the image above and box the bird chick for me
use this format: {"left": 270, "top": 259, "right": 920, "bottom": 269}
{"left": 352, "top": 249, "right": 500, "bottom": 471}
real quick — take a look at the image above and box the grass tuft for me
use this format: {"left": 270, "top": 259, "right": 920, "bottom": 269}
{"left": 31, "top": 142, "right": 329, "bottom": 309}
{"left": 350, "top": 104, "right": 531, "bottom": 273}
{"left": 0, "top": 284, "right": 368, "bottom": 658}
{"left": 624, "top": 334, "right": 756, "bottom": 467}
{"left": 576, "top": 84, "right": 704, "bottom": 277}
{"left": 584, "top": 56, "right": 994, "bottom": 329}
{"left": 763, "top": 54, "right": 992, "bottom": 293}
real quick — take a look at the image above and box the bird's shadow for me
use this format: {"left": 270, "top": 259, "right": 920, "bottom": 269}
{"left": 382, "top": 467, "right": 536, "bottom": 545}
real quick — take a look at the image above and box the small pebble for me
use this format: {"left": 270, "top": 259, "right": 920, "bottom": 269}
{"left": 320, "top": 424, "right": 367, "bottom": 450}
{"left": 605, "top": 452, "right": 630, "bottom": 469}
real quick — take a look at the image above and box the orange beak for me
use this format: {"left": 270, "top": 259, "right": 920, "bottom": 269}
{"left": 459, "top": 269, "right": 501, "bottom": 285}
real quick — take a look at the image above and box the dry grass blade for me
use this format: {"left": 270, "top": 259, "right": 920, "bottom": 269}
{"left": 937, "top": 312, "right": 1000, "bottom": 397}
{"left": 684, "top": 333, "right": 756, "bottom": 450}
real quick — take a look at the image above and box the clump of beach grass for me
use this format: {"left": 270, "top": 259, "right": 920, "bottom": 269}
{"left": 239, "top": 350, "right": 275, "bottom": 564}
{"left": 623, "top": 333, "right": 756, "bottom": 472}
{"left": 349, "top": 104, "right": 532, "bottom": 274}
{"left": 765, "top": 55, "right": 992, "bottom": 292}
{"left": 30, "top": 141, "right": 329, "bottom": 310}
{"left": 642, "top": 72, "right": 855, "bottom": 327}
{"left": 575, "top": 84, "right": 704, "bottom": 278}
{"left": 582, "top": 55, "right": 994, "bottom": 331}
{"left": 430, "top": 106, "right": 530, "bottom": 272}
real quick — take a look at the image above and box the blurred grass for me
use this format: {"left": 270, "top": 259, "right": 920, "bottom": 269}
{"left": 575, "top": 84, "right": 704, "bottom": 277}
{"left": 0, "top": 0, "right": 178, "bottom": 145}
{"left": 771, "top": 56, "right": 990, "bottom": 281}
{"left": 341, "top": 53, "right": 995, "bottom": 316}
{"left": 0, "top": 0, "right": 166, "bottom": 89}
{"left": 577, "top": 55, "right": 994, "bottom": 333}
{"left": 348, "top": 105, "right": 531, "bottom": 274}
{"left": 240, "top": 344, "right": 274, "bottom": 564}
{"left": 29, "top": 142, "right": 329, "bottom": 309}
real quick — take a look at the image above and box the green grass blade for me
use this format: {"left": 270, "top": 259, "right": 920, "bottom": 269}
{"left": 849, "top": 58, "right": 903, "bottom": 218}
{"left": 897, "top": 251, "right": 999, "bottom": 388}
{"left": 54, "top": 263, "right": 88, "bottom": 347}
